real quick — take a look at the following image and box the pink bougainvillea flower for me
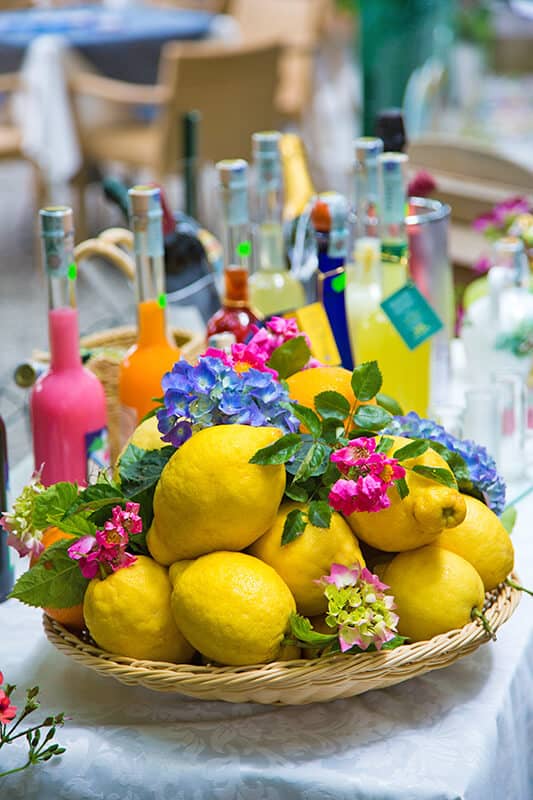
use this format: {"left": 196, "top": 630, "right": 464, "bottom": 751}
{"left": 67, "top": 504, "right": 142, "bottom": 579}
{"left": 328, "top": 437, "right": 405, "bottom": 515}
{"left": 316, "top": 563, "right": 399, "bottom": 652}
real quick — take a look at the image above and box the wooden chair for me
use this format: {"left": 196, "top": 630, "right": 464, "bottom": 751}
{"left": 228, "top": 0, "right": 329, "bottom": 122}
{"left": 407, "top": 134, "right": 533, "bottom": 272}
{"left": 69, "top": 39, "right": 283, "bottom": 221}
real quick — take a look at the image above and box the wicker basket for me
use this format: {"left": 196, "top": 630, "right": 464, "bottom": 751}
{"left": 42, "top": 578, "right": 520, "bottom": 706}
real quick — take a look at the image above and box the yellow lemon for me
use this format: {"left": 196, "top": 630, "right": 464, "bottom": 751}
{"left": 249, "top": 501, "right": 365, "bottom": 615}
{"left": 433, "top": 495, "right": 514, "bottom": 591}
{"left": 83, "top": 556, "right": 194, "bottom": 663}
{"left": 347, "top": 436, "right": 466, "bottom": 551}
{"left": 171, "top": 551, "right": 296, "bottom": 665}
{"left": 168, "top": 560, "right": 194, "bottom": 587}
{"left": 147, "top": 425, "right": 286, "bottom": 564}
{"left": 382, "top": 546, "right": 485, "bottom": 642}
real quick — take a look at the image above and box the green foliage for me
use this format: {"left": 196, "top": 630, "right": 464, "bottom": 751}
{"left": 411, "top": 465, "right": 457, "bottom": 489}
{"left": 281, "top": 509, "right": 307, "bottom": 545}
{"left": 352, "top": 404, "right": 392, "bottom": 431}
{"left": 118, "top": 444, "right": 176, "bottom": 539}
{"left": 249, "top": 434, "right": 302, "bottom": 465}
{"left": 395, "top": 476, "right": 409, "bottom": 500}
{"left": 289, "top": 402, "right": 322, "bottom": 438}
{"left": 500, "top": 505, "right": 517, "bottom": 535}
{"left": 314, "top": 391, "right": 351, "bottom": 421}
{"left": 351, "top": 361, "right": 382, "bottom": 402}
{"left": 393, "top": 439, "right": 429, "bottom": 461}
{"left": 266, "top": 336, "right": 311, "bottom": 379}
{"left": 376, "top": 392, "right": 404, "bottom": 416}
{"left": 9, "top": 539, "right": 89, "bottom": 609}
{"left": 287, "top": 613, "right": 338, "bottom": 648}
{"left": 307, "top": 500, "right": 332, "bottom": 529}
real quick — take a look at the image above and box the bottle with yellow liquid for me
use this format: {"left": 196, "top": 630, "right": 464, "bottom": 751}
{"left": 119, "top": 185, "right": 181, "bottom": 443}
{"left": 352, "top": 153, "right": 430, "bottom": 416}
{"left": 249, "top": 131, "right": 305, "bottom": 316}
{"left": 279, "top": 133, "right": 315, "bottom": 223}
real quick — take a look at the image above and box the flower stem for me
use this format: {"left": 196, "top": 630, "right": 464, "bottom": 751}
{"left": 0, "top": 761, "right": 32, "bottom": 779}
{"left": 471, "top": 607, "right": 496, "bottom": 641}
{"left": 505, "top": 577, "right": 533, "bottom": 597}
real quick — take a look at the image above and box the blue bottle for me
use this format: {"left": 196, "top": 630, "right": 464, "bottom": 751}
{"left": 0, "top": 415, "right": 14, "bottom": 603}
{"left": 311, "top": 192, "right": 354, "bottom": 370}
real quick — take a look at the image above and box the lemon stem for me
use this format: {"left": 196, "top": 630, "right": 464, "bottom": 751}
{"left": 505, "top": 577, "right": 533, "bottom": 597}
{"left": 471, "top": 607, "right": 496, "bottom": 641}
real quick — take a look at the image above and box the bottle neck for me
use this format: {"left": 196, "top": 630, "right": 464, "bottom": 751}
{"left": 315, "top": 229, "right": 346, "bottom": 273}
{"left": 132, "top": 214, "right": 166, "bottom": 306}
{"left": 223, "top": 265, "right": 251, "bottom": 307}
{"left": 49, "top": 306, "right": 82, "bottom": 371}
{"left": 354, "top": 163, "right": 380, "bottom": 239}
{"left": 137, "top": 298, "right": 170, "bottom": 347}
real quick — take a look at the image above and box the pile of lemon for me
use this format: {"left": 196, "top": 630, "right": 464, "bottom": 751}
{"left": 82, "top": 404, "right": 514, "bottom": 667}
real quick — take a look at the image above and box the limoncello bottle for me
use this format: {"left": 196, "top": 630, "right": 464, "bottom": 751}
{"left": 119, "top": 186, "right": 181, "bottom": 442}
{"left": 352, "top": 153, "right": 430, "bottom": 416}
{"left": 249, "top": 131, "right": 305, "bottom": 316}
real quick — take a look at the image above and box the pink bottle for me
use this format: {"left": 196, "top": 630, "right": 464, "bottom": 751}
{"left": 31, "top": 206, "right": 109, "bottom": 487}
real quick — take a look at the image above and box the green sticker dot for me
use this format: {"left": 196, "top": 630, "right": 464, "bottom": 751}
{"left": 331, "top": 273, "right": 346, "bottom": 293}
{"left": 236, "top": 240, "right": 252, "bottom": 258}
{"left": 68, "top": 263, "right": 77, "bottom": 281}
{"left": 158, "top": 293, "right": 167, "bottom": 308}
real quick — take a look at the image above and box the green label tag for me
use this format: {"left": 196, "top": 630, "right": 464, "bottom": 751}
{"left": 380, "top": 282, "right": 443, "bottom": 350}
{"left": 331, "top": 272, "right": 346, "bottom": 293}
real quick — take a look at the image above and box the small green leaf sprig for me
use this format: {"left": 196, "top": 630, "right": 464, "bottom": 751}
{"left": 0, "top": 680, "right": 65, "bottom": 780}
{"left": 251, "top": 361, "right": 464, "bottom": 545}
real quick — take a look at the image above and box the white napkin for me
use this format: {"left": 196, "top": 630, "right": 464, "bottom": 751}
{"left": 13, "top": 34, "right": 82, "bottom": 185}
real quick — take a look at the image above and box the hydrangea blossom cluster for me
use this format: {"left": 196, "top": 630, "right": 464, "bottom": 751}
{"left": 328, "top": 437, "right": 406, "bottom": 515}
{"left": 0, "top": 672, "right": 17, "bottom": 724}
{"left": 156, "top": 356, "right": 299, "bottom": 448}
{"left": 383, "top": 412, "right": 506, "bottom": 515}
{"left": 206, "top": 316, "right": 320, "bottom": 378}
{"left": 68, "top": 503, "right": 142, "bottom": 580}
{"left": 316, "top": 564, "right": 399, "bottom": 652}
{"left": 0, "top": 471, "right": 45, "bottom": 559}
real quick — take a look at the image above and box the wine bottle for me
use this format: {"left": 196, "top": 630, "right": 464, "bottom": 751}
{"left": 279, "top": 133, "right": 316, "bottom": 222}
{"left": 249, "top": 130, "right": 305, "bottom": 316}
{"left": 310, "top": 192, "right": 354, "bottom": 370}
{"left": 119, "top": 186, "right": 181, "bottom": 442}
{"left": 206, "top": 160, "right": 260, "bottom": 343}
{"left": 31, "top": 206, "right": 110, "bottom": 486}
{"left": 0, "top": 414, "right": 14, "bottom": 603}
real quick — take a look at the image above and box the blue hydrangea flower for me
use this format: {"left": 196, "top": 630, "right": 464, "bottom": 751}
{"left": 383, "top": 412, "right": 506, "bottom": 515}
{"left": 156, "top": 357, "right": 299, "bottom": 448}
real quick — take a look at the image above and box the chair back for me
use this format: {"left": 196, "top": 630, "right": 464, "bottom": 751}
{"left": 155, "top": 39, "right": 282, "bottom": 172}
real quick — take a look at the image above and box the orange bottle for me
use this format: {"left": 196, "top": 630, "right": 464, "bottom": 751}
{"left": 119, "top": 185, "right": 181, "bottom": 442}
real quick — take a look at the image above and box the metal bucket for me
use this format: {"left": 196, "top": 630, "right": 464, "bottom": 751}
{"left": 407, "top": 197, "right": 453, "bottom": 408}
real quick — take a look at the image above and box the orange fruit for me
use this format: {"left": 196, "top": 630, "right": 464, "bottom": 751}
{"left": 31, "top": 526, "right": 86, "bottom": 632}
{"left": 286, "top": 366, "right": 376, "bottom": 428}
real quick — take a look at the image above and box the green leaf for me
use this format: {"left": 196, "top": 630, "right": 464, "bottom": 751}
{"left": 307, "top": 500, "right": 332, "bottom": 528}
{"left": 428, "top": 442, "right": 471, "bottom": 487}
{"left": 350, "top": 361, "right": 382, "bottom": 402}
{"left": 393, "top": 439, "right": 430, "bottom": 461}
{"left": 285, "top": 483, "right": 310, "bottom": 503}
{"left": 281, "top": 509, "right": 307, "bottom": 545}
{"left": 376, "top": 392, "right": 404, "bottom": 416}
{"left": 288, "top": 613, "right": 338, "bottom": 646}
{"left": 395, "top": 476, "right": 409, "bottom": 499}
{"left": 266, "top": 336, "right": 311, "bottom": 380}
{"left": 353, "top": 405, "right": 392, "bottom": 431}
{"left": 118, "top": 444, "right": 175, "bottom": 497}
{"left": 290, "top": 403, "right": 322, "bottom": 438}
{"left": 249, "top": 433, "right": 302, "bottom": 465}
{"left": 376, "top": 435, "right": 394, "bottom": 454}
{"left": 500, "top": 505, "right": 517, "bottom": 535}
{"left": 411, "top": 465, "right": 457, "bottom": 488}
{"left": 139, "top": 398, "right": 164, "bottom": 425}
{"left": 53, "top": 514, "right": 97, "bottom": 537}
{"left": 9, "top": 540, "right": 89, "bottom": 609}
{"left": 292, "top": 441, "right": 330, "bottom": 483}
{"left": 32, "top": 483, "right": 79, "bottom": 530}
{"left": 314, "top": 391, "right": 351, "bottom": 421}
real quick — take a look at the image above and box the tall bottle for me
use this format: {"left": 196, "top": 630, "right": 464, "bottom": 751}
{"left": 31, "top": 206, "right": 109, "bottom": 486}
{"left": 206, "top": 159, "right": 260, "bottom": 343}
{"left": 0, "top": 415, "right": 14, "bottom": 602}
{"left": 249, "top": 131, "right": 305, "bottom": 316}
{"left": 353, "top": 136, "right": 384, "bottom": 240}
{"left": 119, "top": 186, "right": 181, "bottom": 441}
{"left": 310, "top": 192, "right": 354, "bottom": 370}
{"left": 279, "top": 133, "right": 316, "bottom": 222}
{"left": 352, "top": 153, "right": 430, "bottom": 415}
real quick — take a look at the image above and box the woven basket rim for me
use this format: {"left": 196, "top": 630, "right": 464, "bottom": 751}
{"left": 42, "top": 576, "right": 521, "bottom": 704}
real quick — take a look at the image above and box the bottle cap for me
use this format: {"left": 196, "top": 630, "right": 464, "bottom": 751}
{"left": 216, "top": 159, "right": 248, "bottom": 190}
{"left": 128, "top": 185, "right": 162, "bottom": 219}
{"left": 311, "top": 191, "right": 348, "bottom": 233}
{"left": 375, "top": 108, "right": 407, "bottom": 153}
{"left": 39, "top": 206, "right": 74, "bottom": 238}
{"left": 378, "top": 152, "right": 409, "bottom": 172}
{"left": 354, "top": 137, "right": 384, "bottom": 165}
{"left": 252, "top": 130, "right": 281, "bottom": 158}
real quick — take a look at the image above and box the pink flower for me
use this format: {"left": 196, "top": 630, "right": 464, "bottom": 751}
{"left": 0, "top": 674, "right": 17, "bottom": 724}
{"left": 67, "top": 504, "right": 142, "bottom": 579}
{"left": 329, "top": 475, "right": 391, "bottom": 515}
{"left": 473, "top": 196, "right": 531, "bottom": 234}
{"left": 408, "top": 170, "right": 437, "bottom": 198}
{"left": 473, "top": 255, "right": 491, "bottom": 275}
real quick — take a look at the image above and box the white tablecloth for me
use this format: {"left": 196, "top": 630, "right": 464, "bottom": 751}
{"left": 1, "top": 459, "right": 532, "bottom": 798}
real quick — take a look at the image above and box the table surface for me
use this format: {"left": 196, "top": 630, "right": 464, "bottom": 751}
{"left": 1, "top": 460, "right": 532, "bottom": 799}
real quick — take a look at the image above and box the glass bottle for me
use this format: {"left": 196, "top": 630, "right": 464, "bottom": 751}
{"left": 31, "top": 206, "right": 110, "bottom": 486}
{"left": 119, "top": 186, "right": 181, "bottom": 442}
{"left": 0, "top": 415, "right": 14, "bottom": 603}
{"left": 352, "top": 153, "right": 430, "bottom": 415}
{"left": 279, "top": 133, "right": 316, "bottom": 222}
{"left": 310, "top": 192, "right": 354, "bottom": 370}
{"left": 353, "top": 136, "right": 384, "bottom": 240}
{"left": 206, "top": 159, "right": 260, "bottom": 343}
{"left": 249, "top": 131, "right": 305, "bottom": 316}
